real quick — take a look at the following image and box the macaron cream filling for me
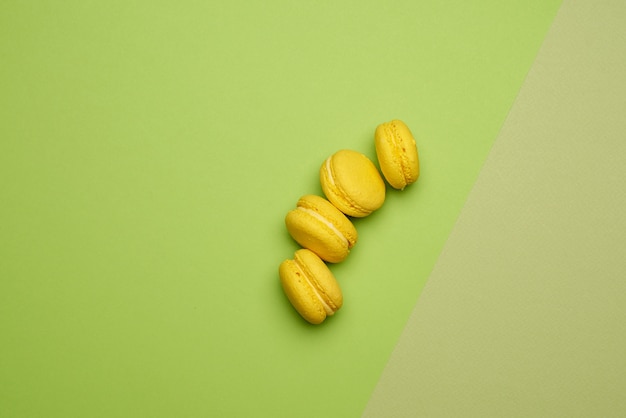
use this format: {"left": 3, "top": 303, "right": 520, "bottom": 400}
{"left": 293, "top": 256, "right": 336, "bottom": 316}
{"left": 324, "top": 158, "right": 335, "bottom": 186}
{"left": 297, "top": 205, "right": 349, "bottom": 249}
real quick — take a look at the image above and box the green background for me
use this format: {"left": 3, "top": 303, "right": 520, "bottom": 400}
{"left": 1, "top": 1, "right": 561, "bottom": 417}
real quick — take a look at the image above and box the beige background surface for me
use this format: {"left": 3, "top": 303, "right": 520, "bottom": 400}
{"left": 363, "top": 1, "right": 626, "bottom": 416}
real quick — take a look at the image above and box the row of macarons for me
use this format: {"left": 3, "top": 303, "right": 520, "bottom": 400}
{"left": 279, "top": 120, "right": 420, "bottom": 324}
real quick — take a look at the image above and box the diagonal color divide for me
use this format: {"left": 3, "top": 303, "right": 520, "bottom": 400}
{"left": 363, "top": 1, "right": 626, "bottom": 416}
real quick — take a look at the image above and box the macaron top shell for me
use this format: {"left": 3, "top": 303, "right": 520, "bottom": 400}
{"left": 375, "top": 120, "right": 420, "bottom": 190}
{"left": 320, "top": 149, "right": 386, "bottom": 217}
{"left": 285, "top": 195, "right": 358, "bottom": 263}
{"left": 279, "top": 249, "right": 343, "bottom": 324}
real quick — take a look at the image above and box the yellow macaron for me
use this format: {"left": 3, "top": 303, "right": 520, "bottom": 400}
{"left": 279, "top": 249, "right": 343, "bottom": 324}
{"left": 374, "top": 119, "right": 420, "bottom": 190}
{"left": 285, "top": 195, "right": 358, "bottom": 263}
{"left": 320, "top": 149, "right": 386, "bottom": 217}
